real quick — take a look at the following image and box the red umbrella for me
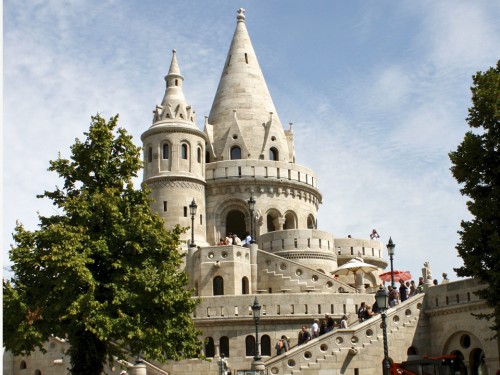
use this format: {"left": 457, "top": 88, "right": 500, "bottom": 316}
{"left": 379, "top": 270, "right": 412, "bottom": 283}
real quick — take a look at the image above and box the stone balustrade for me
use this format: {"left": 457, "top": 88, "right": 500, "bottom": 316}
{"left": 206, "top": 160, "right": 318, "bottom": 189}
{"left": 263, "top": 293, "right": 425, "bottom": 375}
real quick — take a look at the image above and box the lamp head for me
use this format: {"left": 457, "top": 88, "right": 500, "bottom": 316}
{"left": 375, "top": 286, "right": 389, "bottom": 310}
{"left": 247, "top": 195, "right": 256, "bottom": 211}
{"left": 387, "top": 237, "right": 395, "bottom": 256}
{"left": 189, "top": 198, "right": 197, "bottom": 216}
{"left": 251, "top": 297, "right": 261, "bottom": 320}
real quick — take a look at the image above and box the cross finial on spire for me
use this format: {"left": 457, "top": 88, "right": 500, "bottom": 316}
{"left": 237, "top": 8, "right": 246, "bottom": 22}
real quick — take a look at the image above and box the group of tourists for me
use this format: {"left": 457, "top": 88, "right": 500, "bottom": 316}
{"left": 216, "top": 232, "right": 252, "bottom": 247}
{"left": 275, "top": 315, "right": 349, "bottom": 355}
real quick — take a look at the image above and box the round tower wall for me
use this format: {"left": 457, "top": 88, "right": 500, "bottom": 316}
{"left": 146, "top": 178, "right": 206, "bottom": 247}
{"left": 205, "top": 184, "right": 321, "bottom": 246}
{"left": 142, "top": 125, "right": 206, "bottom": 182}
{"left": 142, "top": 124, "right": 208, "bottom": 246}
{"left": 259, "top": 229, "right": 337, "bottom": 272}
{"left": 206, "top": 159, "right": 319, "bottom": 189}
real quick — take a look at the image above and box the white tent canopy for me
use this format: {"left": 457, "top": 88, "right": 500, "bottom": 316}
{"left": 331, "top": 257, "right": 378, "bottom": 276}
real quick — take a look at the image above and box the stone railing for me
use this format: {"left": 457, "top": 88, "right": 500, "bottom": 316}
{"left": 206, "top": 160, "right": 318, "bottom": 189}
{"left": 423, "top": 278, "right": 487, "bottom": 311}
{"left": 262, "top": 293, "right": 425, "bottom": 375}
{"left": 256, "top": 249, "right": 355, "bottom": 294}
{"left": 192, "top": 290, "right": 373, "bottom": 321}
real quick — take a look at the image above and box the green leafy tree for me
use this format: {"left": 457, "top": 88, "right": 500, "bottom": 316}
{"left": 3, "top": 114, "right": 202, "bottom": 375}
{"left": 449, "top": 61, "right": 500, "bottom": 338}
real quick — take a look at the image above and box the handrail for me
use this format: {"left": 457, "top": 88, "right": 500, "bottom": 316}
{"left": 263, "top": 293, "right": 425, "bottom": 373}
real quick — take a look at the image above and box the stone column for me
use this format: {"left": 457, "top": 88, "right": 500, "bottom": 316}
{"left": 355, "top": 273, "right": 365, "bottom": 293}
{"left": 250, "top": 243, "right": 258, "bottom": 293}
{"left": 277, "top": 217, "right": 286, "bottom": 230}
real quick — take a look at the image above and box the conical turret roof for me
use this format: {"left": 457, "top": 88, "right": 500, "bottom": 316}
{"left": 151, "top": 50, "right": 196, "bottom": 126}
{"left": 208, "top": 9, "right": 290, "bottom": 161}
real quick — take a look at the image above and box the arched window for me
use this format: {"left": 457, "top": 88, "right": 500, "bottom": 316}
{"left": 162, "top": 144, "right": 169, "bottom": 159}
{"left": 245, "top": 335, "right": 255, "bottom": 357}
{"left": 197, "top": 147, "right": 202, "bottom": 163}
{"left": 205, "top": 337, "right": 215, "bottom": 358}
{"left": 261, "top": 335, "right": 271, "bottom": 356}
{"left": 220, "top": 336, "right": 230, "bottom": 357}
{"left": 269, "top": 147, "right": 279, "bottom": 161}
{"left": 242, "top": 277, "right": 249, "bottom": 295}
{"left": 34, "top": 371, "right": 42, "bottom": 375}
{"left": 213, "top": 276, "right": 224, "bottom": 296}
{"left": 407, "top": 346, "right": 418, "bottom": 355}
{"left": 231, "top": 146, "right": 241, "bottom": 160}
{"left": 267, "top": 214, "right": 276, "bottom": 232}
{"left": 307, "top": 215, "right": 316, "bottom": 229}
{"left": 19, "top": 361, "right": 27, "bottom": 369}
{"left": 284, "top": 212, "right": 296, "bottom": 229}
{"left": 451, "top": 350, "right": 465, "bottom": 374}
{"left": 181, "top": 144, "right": 188, "bottom": 160}
{"left": 225, "top": 210, "right": 246, "bottom": 239}
{"left": 147, "top": 146, "right": 153, "bottom": 163}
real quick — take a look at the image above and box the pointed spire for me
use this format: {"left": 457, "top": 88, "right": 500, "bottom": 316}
{"left": 168, "top": 48, "right": 181, "bottom": 75}
{"left": 152, "top": 50, "right": 196, "bottom": 125}
{"left": 161, "top": 49, "right": 187, "bottom": 109}
{"left": 208, "top": 9, "right": 290, "bottom": 161}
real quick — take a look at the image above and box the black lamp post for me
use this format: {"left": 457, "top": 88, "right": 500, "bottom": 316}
{"left": 189, "top": 198, "right": 197, "bottom": 248}
{"left": 387, "top": 237, "right": 396, "bottom": 288}
{"left": 247, "top": 195, "right": 256, "bottom": 244}
{"left": 375, "top": 286, "right": 390, "bottom": 375}
{"left": 251, "top": 297, "right": 261, "bottom": 361}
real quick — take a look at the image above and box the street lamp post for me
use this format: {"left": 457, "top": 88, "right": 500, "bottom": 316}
{"left": 247, "top": 195, "right": 256, "bottom": 244}
{"left": 386, "top": 237, "right": 396, "bottom": 288}
{"left": 251, "top": 297, "right": 261, "bottom": 362}
{"left": 189, "top": 198, "right": 197, "bottom": 248}
{"left": 375, "top": 286, "right": 391, "bottom": 375}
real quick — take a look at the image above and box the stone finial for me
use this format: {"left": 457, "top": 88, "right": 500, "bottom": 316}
{"left": 237, "top": 8, "right": 246, "bottom": 22}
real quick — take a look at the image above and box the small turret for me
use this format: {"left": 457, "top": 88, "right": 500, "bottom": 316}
{"left": 142, "top": 50, "right": 207, "bottom": 250}
{"left": 153, "top": 50, "right": 196, "bottom": 125}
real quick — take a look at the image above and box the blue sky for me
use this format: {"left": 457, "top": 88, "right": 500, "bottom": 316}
{"left": 3, "top": 0, "right": 500, "bottom": 282}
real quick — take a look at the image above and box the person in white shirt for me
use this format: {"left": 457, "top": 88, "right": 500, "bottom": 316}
{"left": 311, "top": 318, "right": 319, "bottom": 338}
{"left": 242, "top": 231, "right": 252, "bottom": 247}
{"left": 232, "top": 234, "right": 242, "bottom": 246}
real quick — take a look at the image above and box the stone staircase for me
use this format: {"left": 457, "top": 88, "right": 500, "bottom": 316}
{"left": 262, "top": 269, "right": 309, "bottom": 293}
{"left": 257, "top": 250, "right": 356, "bottom": 294}
{"left": 263, "top": 293, "right": 425, "bottom": 375}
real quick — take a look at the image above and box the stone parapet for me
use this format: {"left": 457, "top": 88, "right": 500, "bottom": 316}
{"left": 263, "top": 294, "right": 425, "bottom": 375}
{"left": 206, "top": 160, "right": 318, "bottom": 189}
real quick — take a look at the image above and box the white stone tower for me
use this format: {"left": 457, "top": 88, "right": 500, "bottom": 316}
{"left": 202, "top": 8, "right": 331, "bottom": 272}
{"left": 141, "top": 50, "right": 207, "bottom": 247}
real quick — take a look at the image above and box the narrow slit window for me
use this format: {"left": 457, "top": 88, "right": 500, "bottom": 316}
{"left": 245, "top": 53, "right": 248, "bottom": 64}
{"left": 163, "top": 143, "right": 169, "bottom": 159}
{"left": 163, "top": 201, "right": 167, "bottom": 212}
{"left": 147, "top": 147, "right": 153, "bottom": 163}
{"left": 184, "top": 207, "right": 188, "bottom": 217}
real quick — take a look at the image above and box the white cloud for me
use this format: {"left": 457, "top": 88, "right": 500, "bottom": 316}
{"left": 3, "top": 1, "right": 499, "bottom": 282}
